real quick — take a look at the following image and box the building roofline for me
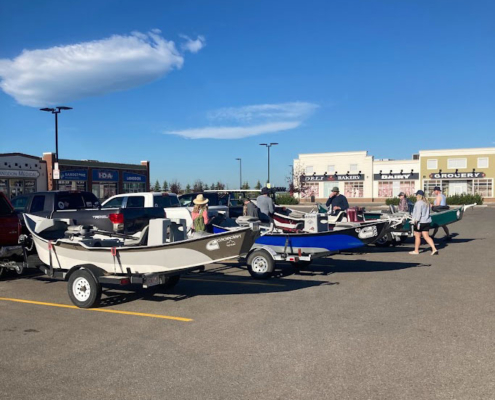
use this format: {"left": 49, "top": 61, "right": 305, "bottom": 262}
{"left": 0, "top": 152, "right": 46, "bottom": 161}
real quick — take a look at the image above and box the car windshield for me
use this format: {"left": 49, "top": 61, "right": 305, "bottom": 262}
{"left": 11, "top": 196, "right": 28, "bottom": 211}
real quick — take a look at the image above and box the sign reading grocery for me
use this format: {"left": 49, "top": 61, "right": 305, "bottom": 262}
{"left": 302, "top": 174, "right": 363, "bottom": 182}
{"left": 92, "top": 169, "right": 119, "bottom": 182}
{"left": 429, "top": 172, "right": 486, "bottom": 179}
{"left": 374, "top": 173, "right": 419, "bottom": 180}
{"left": 123, "top": 172, "right": 146, "bottom": 183}
{"left": 60, "top": 169, "right": 88, "bottom": 181}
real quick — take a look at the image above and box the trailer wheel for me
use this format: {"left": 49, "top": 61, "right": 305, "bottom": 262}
{"left": 374, "top": 233, "right": 392, "bottom": 247}
{"left": 163, "top": 275, "right": 180, "bottom": 289}
{"left": 68, "top": 269, "right": 102, "bottom": 308}
{"left": 247, "top": 250, "right": 274, "bottom": 279}
{"left": 0, "top": 267, "right": 6, "bottom": 279}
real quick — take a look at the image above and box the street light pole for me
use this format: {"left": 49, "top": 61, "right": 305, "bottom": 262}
{"left": 40, "top": 106, "right": 73, "bottom": 190}
{"left": 236, "top": 158, "right": 242, "bottom": 189}
{"left": 259, "top": 143, "right": 278, "bottom": 186}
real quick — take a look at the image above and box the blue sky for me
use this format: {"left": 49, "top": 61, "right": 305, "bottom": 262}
{"left": 0, "top": 0, "right": 494, "bottom": 188}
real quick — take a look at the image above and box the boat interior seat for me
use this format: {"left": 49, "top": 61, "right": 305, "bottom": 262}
{"left": 34, "top": 219, "right": 69, "bottom": 241}
{"left": 125, "top": 225, "right": 149, "bottom": 246}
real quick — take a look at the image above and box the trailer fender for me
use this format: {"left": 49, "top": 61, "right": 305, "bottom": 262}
{"left": 247, "top": 245, "right": 278, "bottom": 260}
{"left": 65, "top": 264, "right": 105, "bottom": 282}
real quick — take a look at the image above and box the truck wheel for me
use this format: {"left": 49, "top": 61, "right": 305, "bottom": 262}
{"left": 247, "top": 250, "right": 274, "bottom": 279}
{"left": 374, "top": 233, "right": 392, "bottom": 247}
{"left": 163, "top": 275, "right": 180, "bottom": 289}
{"left": 68, "top": 269, "right": 102, "bottom": 308}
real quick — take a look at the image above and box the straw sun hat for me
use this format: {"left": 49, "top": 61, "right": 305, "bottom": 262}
{"left": 193, "top": 194, "right": 209, "bottom": 205}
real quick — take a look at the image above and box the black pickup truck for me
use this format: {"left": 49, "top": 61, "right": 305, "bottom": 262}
{"left": 11, "top": 191, "right": 165, "bottom": 235}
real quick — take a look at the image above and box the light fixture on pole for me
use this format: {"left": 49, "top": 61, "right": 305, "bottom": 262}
{"left": 259, "top": 142, "right": 278, "bottom": 186}
{"left": 40, "top": 106, "right": 73, "bottom": 189}
{"left": 235, "top": 158, "right": 242, "bottom": 189}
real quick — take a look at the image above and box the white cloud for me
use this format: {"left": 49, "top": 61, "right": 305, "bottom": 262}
{"left": 179, "top": 34, "right": 206, "bottom": 53}
{"left": 166, "top": 121, "right": 301, "bottom": 139}
{"left": 207, "top": 102, "right": 319, "bottom": 122}
{"left": 0, "top": 30, "right": 205, "bottom": 107}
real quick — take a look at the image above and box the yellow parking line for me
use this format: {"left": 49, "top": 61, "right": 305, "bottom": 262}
{"left": 183, "top": 277, "right": 285, "bottom": 287}
{"left": 0, "top": 297, "right": 192, "bottom": 322}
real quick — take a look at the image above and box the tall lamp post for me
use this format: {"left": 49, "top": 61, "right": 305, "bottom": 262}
{"left": 235, "top": 158, "right": 242, "bottom": 189}
{"left": 40, "top": 106, "right": 73, "bottom": 189}
{"left": 259, "top": 143, "right": 278, "bottom": 186}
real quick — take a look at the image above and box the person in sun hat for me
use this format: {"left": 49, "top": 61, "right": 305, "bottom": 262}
{"left": 398, "top": 192, "right": 409, "bottom": 212}
{"left": 409, "top": 190, "right": 438, "bottom": 256}
{"left": 325, "top": 186, "right": 349, "bottom": 215}
{"left": 192, "top": 194, "right": 209, "bottom": 232}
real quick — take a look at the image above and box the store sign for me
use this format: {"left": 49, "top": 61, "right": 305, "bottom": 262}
{"left": 123, "top": 172, "right": 146, "bottom": 183}
{"left": 429, "top": 172, "right": 486, "bottom": 179}
{"left": 0, "top": 169, "right": 40, "bottom": 178}
{"left": 60, "top": 169, "right": 88, "bottom": 181}
{"left": 374, "top": 173, "right": 419, "bottom": 180}
{"left": 302, "top": 174, "right": 363, "bottom": 182}
{"left": 92, "top": 169, "right": 119, "bottom": 182}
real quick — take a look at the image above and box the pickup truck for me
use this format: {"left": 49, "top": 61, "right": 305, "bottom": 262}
{"left": 0, "top": 192, "right": 23, "bottom": 276}
{"left": 101, "top": 192, "right": 193, "bottom": 230}
{"left": 11, "top": 191, "right": 165, "bottom": 235}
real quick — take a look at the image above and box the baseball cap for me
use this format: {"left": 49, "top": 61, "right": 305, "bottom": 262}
{"left": 415, "top": 190, "right": 425, "bottom": 196}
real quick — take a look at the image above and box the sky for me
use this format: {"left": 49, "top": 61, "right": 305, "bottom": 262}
{"left": 0, "top": 0, "right": 494, "bottom": 188}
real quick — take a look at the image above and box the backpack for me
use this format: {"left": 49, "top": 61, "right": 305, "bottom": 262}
{"left": 193, "top": 208, "right": 206, "bottom": 231}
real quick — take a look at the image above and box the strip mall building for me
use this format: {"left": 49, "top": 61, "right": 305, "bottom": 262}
{"left": 294, "top": 147, "right": 495, "bottom": 203}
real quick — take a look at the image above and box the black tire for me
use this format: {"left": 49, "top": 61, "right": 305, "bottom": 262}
{"left": 247, "top": 250, "right": 275, "bottom": 279}
{"left": 67, "top": 269, "right": 102, "bottom": 308}
{"left": 294, "top": 260, "right": 312, "bottom": 269}
{"left": 163, "top": 275, "right": 180, "bottom": 289}
{"left": 374, "top": 233, "right": 392, "bottom": 247}
{"left": 0, "top": 267, "right": 6, "bottom": 279}
{"left": 399, "top": 236, "right": 408, "bottom": 244}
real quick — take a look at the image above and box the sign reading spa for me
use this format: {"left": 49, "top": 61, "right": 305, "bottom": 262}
{"left": 92, "top": 169, "right": 119, "bottom": 182}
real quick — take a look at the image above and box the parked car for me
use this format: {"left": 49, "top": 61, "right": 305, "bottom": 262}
{"left": 178, "top": 192, "right": 231, "bottom": 218}
{"left": 0, "top": 192, "right": 23, "bottom": 277}
{"left": 101, "top": 192, "right": 193, "bottom": 230}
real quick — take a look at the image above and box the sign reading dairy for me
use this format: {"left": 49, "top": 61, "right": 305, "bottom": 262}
{"left": 92, "top": 169, "right": 119, "bottom": 182}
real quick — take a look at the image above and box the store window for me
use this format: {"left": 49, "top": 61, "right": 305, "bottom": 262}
{"left": 478, "top": 157, "right": 489, "bottom": 168}
{"left": 344, "top": 182, "right": 363, "bottom": 198}
{"left": 447, "top": 158, "right": 467, "bottom": 169}
{"left": 427, "top": 159, "right": 438, "bottom": 170}
{"left": 473, "top": 179, "right": 493, "bottom": 197}
{"left": 123, "top": 182, "right": 146, "bottom": 193}
{"left": 399, "top": 181, "right": 416, "bottom": 196}
{"left": 378, "top": 181, "right": 416, "bottom": 198}
{"left": 92, "top": 183, "right": 117, "bottom": 201}
{"left": 0, "top": 179, "right": 7, "bottom": 194}
{"left": 378, "top": 182, "right": 393, "bottom": 198}
{"left": 59, "top": 180, "right": 87, "bottom": 192}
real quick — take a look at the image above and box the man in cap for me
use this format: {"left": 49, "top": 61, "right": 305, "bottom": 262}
{"left": 325, "top": 186, "right": 349, "bottom": 216}
{"left": 256, "top": 187, "right": 275, "bottom": 222}
{"left": 431, "top": 186, "right": 451, "bottom": 240}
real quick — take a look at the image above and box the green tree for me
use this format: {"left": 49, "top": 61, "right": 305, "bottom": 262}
{"left": 216, "top": 181, "right": 225, "bottom": 190}
{"left": 204, "top": 183, "right": 210, "bottom": 190}
{"left": 210, "top": 182, "right": 216, "bottom": 190}
{"left": 193, "top": 179, "right": 204, "bottom": 192}
{"left": 241, "top": 181, "right": 250, "bottom": 190}
{"left": 162, "top": 180, "right": 169, "bottom": 192}
{"left": 170, "top": 180, "right": 181, "bottom": 194}
{"left": 255, "top": 180, "right": 262, "bottom": 190}
{"left": 153, "top": 180, "right": 161, "bottom": 192}
{"left": 185, "top": 184, "right": 192, "bottom": 193}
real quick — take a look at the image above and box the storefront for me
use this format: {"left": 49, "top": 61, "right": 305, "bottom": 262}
{"left": 420, "top": 148, "right": 495, "bottom": 200}
{"left": 58, "top": 169, "right": 88, "bottom": 191}
{"left": 372, "top": 159, "right": 420, "bottom": 199}
{"left": 0, "top": 153, "right": 47, "bottom": 198}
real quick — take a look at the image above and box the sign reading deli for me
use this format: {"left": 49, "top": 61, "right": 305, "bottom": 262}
{"left": 374, "top": 173, "right": 419, "bottom": 180}
{"left": 429, "top": 172, "right": 486, "bottom": 179}
{"left": 302, "top": 174, "right": 363, "bottom": 182}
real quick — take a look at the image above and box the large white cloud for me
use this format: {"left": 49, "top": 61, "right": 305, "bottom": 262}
{"left": 0, "top": 30, "right": 205, "bottom": 107}
{"left": 166, "top": 101, "right": 318, "bottom": 139}
{"left": 167, "top": 121, "right": 301, "bottom": 139}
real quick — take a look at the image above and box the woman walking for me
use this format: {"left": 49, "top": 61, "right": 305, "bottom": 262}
{"left": 191, "top": 194, "right": 209, "bottom": 232}
{"left": 409, "top": 190, "right": 438, "bottom": 255}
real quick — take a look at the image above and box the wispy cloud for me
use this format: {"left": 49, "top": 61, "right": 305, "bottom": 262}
{"left": 166, "top": 101, "right": 318, "bottom": 139}
{"left": 0, "top": 30, "right": 205, "bottom": 107}
{"left": 167, "top": 121, "right": 301, "bottom": 139}
{"left": 179, "top": 34, "right": 206, "bottom": 53}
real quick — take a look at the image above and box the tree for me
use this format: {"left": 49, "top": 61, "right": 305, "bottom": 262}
{"left": 204, "top": 183, "right": 210, "bottom": 190}
{"left": 162, "top": 180, "right": 169, "bottom": 192}
{"left": 255, "top": 180, "right": 262, "bottom": 190}
{"left": 153, "top": 180, "right": 161, "bottom": 192}
{"left": 170, "top": 180, "right": 181, "bottom": 194}
{"left": 210, "top": 182, "right": 216, "bottom": 190}
{"left": 241, "top": 181, "right": 250, "bottom": 190}
{"left": 288, "top": 163, "right": 307, "bottom": 196}
{"left": 193, "top": 179, "right": 204, "bottom": 192}
{"left": 185, "top": 184, "right": 192, "bottom": 193}
{"left": 216, "top": 181, "right": 225, "bottom": 190}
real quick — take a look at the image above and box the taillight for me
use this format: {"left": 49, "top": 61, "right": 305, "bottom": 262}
{"left": 109, "top": 213, "right": 124, "bottom": 224}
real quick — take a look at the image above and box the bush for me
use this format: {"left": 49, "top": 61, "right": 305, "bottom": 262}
{"left": 276, "top": 194, "right": 299, "bottom": 205}
{"left": 446, "top": 193, "right": 483, "bottom": 205}
{"left": 385, "top": 195, "right": 417, "bottom": 205}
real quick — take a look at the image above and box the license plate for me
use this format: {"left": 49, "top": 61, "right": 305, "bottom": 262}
{"left": 145, "top": 274, "right": 160, "bottom": 287}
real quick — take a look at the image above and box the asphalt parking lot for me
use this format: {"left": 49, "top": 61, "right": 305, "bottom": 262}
{"left": 1, "top": 207, "right": 494, "bottom": 400}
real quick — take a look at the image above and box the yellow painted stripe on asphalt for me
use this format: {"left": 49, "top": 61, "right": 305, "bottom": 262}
{"left": 0, "top": 297, "right": 192, "bottom": 322}
{"left": 182, "top": 277, "right": 285, "bottom": 287}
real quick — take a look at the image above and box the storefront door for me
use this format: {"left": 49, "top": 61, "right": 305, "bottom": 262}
{"left": 449, "top": 181, "right": 468, "bottom": 195}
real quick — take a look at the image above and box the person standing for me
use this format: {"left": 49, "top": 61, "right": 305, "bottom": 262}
{"left": 409, "top": 190, "right": 438, "bottom": 255}
{"left": 256, "top": 187, "right": 275, "bottom": 222}
{"left": 431, "top": 186, "right": 451, "bottom": 240}
{"left": 191, "top": 194, "right": 209, "bottom": 232}
{"left": 325, "top": 186, "right": 349, "bottom": 215}
{"left": 398, "top": 192, "right": 409, "bottom": 212}
{"left": 243, "top": 198, "right": 259, "bottom": 218}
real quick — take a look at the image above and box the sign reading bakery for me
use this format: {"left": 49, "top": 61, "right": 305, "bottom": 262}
{"left": 302, "top": 174, "right": 363, "bottom": 182}
{"left": 429, "top": 172, "right": 486, "bottom": 179}
{"left": 374, "top": 173, "right": 419, "bottom": 180}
